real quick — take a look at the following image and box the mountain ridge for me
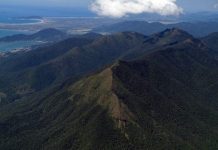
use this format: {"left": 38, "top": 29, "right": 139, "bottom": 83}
{"left": 0, "top": 28, "right": 209, "bottom": 105}
{"left": 0, "top": 28, "right": 218, "bottom": 149}
{"left": 202, "top": 32, "right": 218, "bottom": 51}
{"left": 93, "top": 21, "right": 218, "bottom": 37}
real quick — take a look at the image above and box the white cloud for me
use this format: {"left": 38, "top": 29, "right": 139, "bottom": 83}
{"left": 90, "top": 0, "right": 183, "bottom": 18}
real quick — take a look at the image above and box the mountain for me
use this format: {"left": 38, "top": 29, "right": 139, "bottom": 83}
{"left": 71, "top": 32, "right": 103, "bottom": 39}
{"left": 202, "top": 32, "right": 218, "bottom": 51}
{"left": 0, "top": 28, "right": 205, "bottom": 106}
{"left": 25, "top": 32, "right": 145, "bottom": 90}
{"left": 122, "top": 28, "right": 196, "bottom": 60}
{"left": 0, "top": 36, "right": 94, "bottom": 104}
{"left": 0, "top": 29, "right": 218, "bottom": 149}
{"left": 0, "top": 28, "right": 68, "bottom": 42}
{"left": 93, "top": 21, "right": 218, "bottom": 37}
{"left": 94, "top": 21, "right": 166, "bottom": 35}
{"left": 0, "top": 31, "right": 146, "bottom": 105}
{"left": 180, "top": 12, "right": 218, "bottom": 22}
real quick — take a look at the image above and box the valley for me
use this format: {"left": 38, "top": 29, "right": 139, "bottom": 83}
{"left": 1, "top": 3, "right": 218, "bottom": 149}
{"left": 0, "top": 28, "right": 218, "bottom": 149}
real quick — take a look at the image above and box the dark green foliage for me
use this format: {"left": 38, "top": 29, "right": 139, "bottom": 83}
{"left": 202, "top": 32, "right": 218, "bottom": 51}
{"left": 0, "top": 80, "right": 132, "bottom": 150}
{"left": 0, "top": 31, "right": 146, "bottom": 104}
{"left": 0, "top": 29, "right": 218, "bottom": 149}
{"left": 0, "top": 35, "right": 94, "bottom": 104}
{"left": 111, "top": 42, "right": 218, "bottom": 149}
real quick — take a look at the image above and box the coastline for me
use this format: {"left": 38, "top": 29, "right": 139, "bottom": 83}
{"left": 0, "top": 18, "right": 46, "bottom": 26}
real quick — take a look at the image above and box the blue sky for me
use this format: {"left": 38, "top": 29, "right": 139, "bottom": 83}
{"left": 177, "top": 0, "right": 218, "bottom": 12}
{"left": 1, "top": 0, "right": 218, "bottom": 17}
{"left": 1, "top": 0, "right": 218, "bottom": 11}
{"left": 1, "top": 0, "right": 91, "bottom": 7}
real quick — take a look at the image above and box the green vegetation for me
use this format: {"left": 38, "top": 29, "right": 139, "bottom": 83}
{"left": 202, "top": 32, "right": 218, "bottom": 50}
{"left": 0, "top": 31, "right": 145, "bottom": 104}
{"left": 0, "top": 28, "right": 218, "bottom": 149}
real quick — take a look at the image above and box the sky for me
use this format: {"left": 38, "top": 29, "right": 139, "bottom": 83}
{"left": 1, "top": 0, "right": 218, "bottom": 17}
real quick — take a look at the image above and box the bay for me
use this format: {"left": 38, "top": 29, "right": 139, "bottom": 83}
{"left": 0, "top": 41, "right": 42, "bottom": 52}
{"left": 0, "top": 29, "right": 31, "bottom": 38}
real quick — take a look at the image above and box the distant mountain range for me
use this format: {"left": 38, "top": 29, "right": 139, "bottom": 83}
{"left": 93, "top": 21, "right": 218, "bottom": 37}
{"left": 0, "top": 28, "right": 218, "bottom": 149}
{"left": 0, "top": 28, "right": 68, "bottom": 42}
{"left": 124, "top": 12, "right": 218, "bottom": 23}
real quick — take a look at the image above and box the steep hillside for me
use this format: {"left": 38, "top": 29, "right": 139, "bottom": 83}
{"left": 0, "top": 29, "right": 208, "bottom": 105}
{"left": 0, "top": 31, "right": 218, "bottom": 149}
{"left": 23, "top": 32, "right": 146, "bottom": 90}
{"left": 123, "top": 28, "right": 196, "bottom": 60}
{"left": 0, "top": 31, "right": 146, "bottom": 104}
{"left": 202, "top": 32, "right": 218, "bottom": 51}
{"left": 0, "top": 36, "right": 94, "bottom": 104}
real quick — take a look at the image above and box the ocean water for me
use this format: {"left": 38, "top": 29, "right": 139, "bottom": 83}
{"left": 0, "top": 16, "right": 40, "bottom": 37}
{"left": 0, "top": 41, "right": 42, "bottom": 52}
{"left": 0, "top": 29, "right": 32, "bottom": 38}
{"left": 0, "top": 29, "right": 37, "bottom": 52}
{"left": 0, "top": 17, "right": 40, "bottom": 24}
{"left": 0, "top": 29, "right": 35, "bottom": 52}
{"left": 0, "top": 17, "right": 40, "bottom": 52}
